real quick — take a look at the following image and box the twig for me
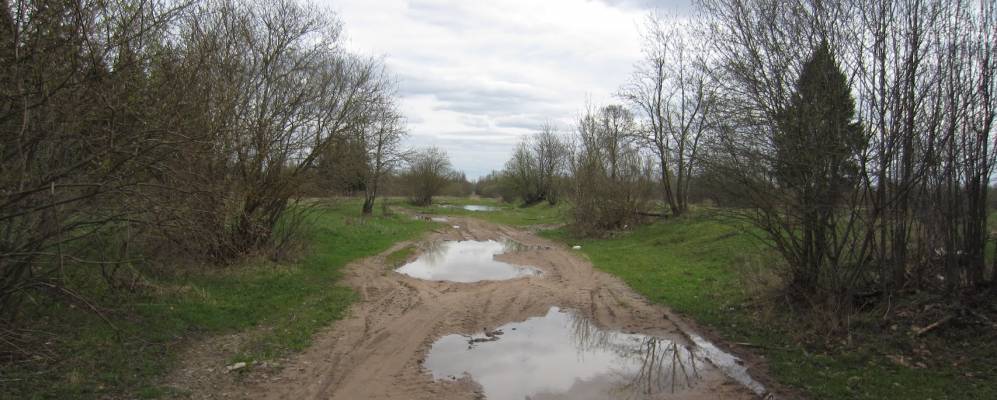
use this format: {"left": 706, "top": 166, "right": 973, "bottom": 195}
{"left": 913, "top": 315, "right": 953, "bottom": 336}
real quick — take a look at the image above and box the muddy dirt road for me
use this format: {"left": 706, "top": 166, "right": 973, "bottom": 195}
{"left": 169, "top": 217, "right": 772, "bottom": 399}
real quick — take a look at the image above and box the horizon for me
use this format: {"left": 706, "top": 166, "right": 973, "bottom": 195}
{"left": 324, "top": 0, "right": 693, "bottom": 179}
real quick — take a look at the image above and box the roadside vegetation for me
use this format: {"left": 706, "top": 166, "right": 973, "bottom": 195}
{"left": 410, "top": 202, "right": 997, "bottom": 399}
{"left": 544, "top": 214, "right": 997, "bottom": 400}
{"left": 2, "top": 0, "right": 457, "bottom": 396}
{"left": 0, "top": 200, "right": 435, "bottom": 398}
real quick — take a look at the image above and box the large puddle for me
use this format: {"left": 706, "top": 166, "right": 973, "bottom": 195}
{"left": 424, "top": 307, "right": 766, "bottom": 400}
{"left": 395, "top": 240, "right": 540, "bottom": 283}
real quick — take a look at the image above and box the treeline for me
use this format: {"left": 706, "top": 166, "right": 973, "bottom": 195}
{"left": 488, "top": 0, "right": 997, "bottom": 323}
{"left": 0, "top": 0, "right": 463, "bottom": 322}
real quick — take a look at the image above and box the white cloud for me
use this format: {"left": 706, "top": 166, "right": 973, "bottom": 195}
{"left": 319, "top": 0, "right": 690, "bottom": 178}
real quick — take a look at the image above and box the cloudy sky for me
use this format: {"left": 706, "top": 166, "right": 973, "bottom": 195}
{"left": 322, "top": 0, "right": 692, "bottom": 179}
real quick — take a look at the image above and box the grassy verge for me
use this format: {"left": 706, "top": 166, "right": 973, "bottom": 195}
{"left": 1, "top": 199, "right": 436, "bottom": 399}
{"left": 541, "top": 213, "right": 996, "bottom": 399}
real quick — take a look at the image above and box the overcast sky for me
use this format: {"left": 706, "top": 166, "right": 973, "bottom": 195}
{"left": 323, "top": 0, "right": 692, "bottom": 179}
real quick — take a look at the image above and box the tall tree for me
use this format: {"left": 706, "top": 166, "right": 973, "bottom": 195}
{"left": 354, "top": 72, "right": 407, "bottom": 215}
{"left": 620, "top": 14, "right": 712, "bottom": 217}
{"left": 774, "top": 43, "right": 864, "bottom": 293}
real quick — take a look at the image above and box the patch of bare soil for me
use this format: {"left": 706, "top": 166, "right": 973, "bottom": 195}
{"left": 164, "top": 217, "right": 780, "bottom": 399}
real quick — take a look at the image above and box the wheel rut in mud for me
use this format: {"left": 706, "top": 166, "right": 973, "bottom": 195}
{"left": 169, "top": 216, "right": 773, "bottom": 400}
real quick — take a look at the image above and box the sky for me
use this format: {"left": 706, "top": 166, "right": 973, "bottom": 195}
{"left": 322, "top": 0, "right": 692, "bottom": 179}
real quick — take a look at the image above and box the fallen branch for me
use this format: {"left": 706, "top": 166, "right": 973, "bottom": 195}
{"left": 913, "top": 315, "right": 953, "bottom": 336}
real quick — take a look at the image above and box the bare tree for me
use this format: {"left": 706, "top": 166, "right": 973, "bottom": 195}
{"left": 353, "top": 70, "right": 407, "bottom": 215}
{"left": 569, "top": 104, "right": 656, "bottom": 234}
{"left": 504, "top": 123, "right": 567, "bottom": 205}
{"left": 403, "top": 147, "right": 454, "bottom": 206}
{"left": 0, "top": 0, "right": 188, "bottom": 320}
{"left": 0, "top": 0, "right": 409, "bottom": 321}
{"left": 620, "top": 14, "right": 713, "bottom": 217}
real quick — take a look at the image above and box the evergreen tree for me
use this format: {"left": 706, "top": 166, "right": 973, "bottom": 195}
{"left": 774, "top": 43, "right": 864, "bottom": 294}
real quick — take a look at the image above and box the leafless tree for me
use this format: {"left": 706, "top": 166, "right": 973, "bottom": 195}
{"left": 403, "top": 147, "right": 454, "bottom": 206}
{"left": 0, "top": 0, "right": 189, "bottom": 320}
{"left": 352, "top": 70, "right": 408, "bottom": 215}
{"left": 504, "top": 123, "right": 568, "bottom": 205}
{"left": 0, "top": 0, "right": 409, "bottom": 321}
{"left": 569, "top": 104, "right": 656, "bottom": 234}
{"left": 620, "top": 14, "right": 714, "bottom": 217}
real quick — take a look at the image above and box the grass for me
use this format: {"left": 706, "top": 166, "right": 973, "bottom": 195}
{"left": 547, "top": 213, "right": 997, "bottom": 399}
{"left": 424, "top": 199, "right": 997, "bottom": 399}
{"left": 384, "top": 245, "right": 416, "bottom": 268}
{"left": 1, "top": 199, "right": 437, "bottom": 399}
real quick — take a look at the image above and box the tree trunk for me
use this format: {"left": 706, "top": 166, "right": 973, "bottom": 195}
{"left": 362, "top": 196, "right": 375, "bottom": 215}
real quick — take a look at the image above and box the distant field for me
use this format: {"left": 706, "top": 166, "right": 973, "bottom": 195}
{"left": 1, "top": 199, "right": 437, "bottom": 399}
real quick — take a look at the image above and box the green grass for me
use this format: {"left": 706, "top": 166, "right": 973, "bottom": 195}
{"left": 540, "top": 212, "right": 997, "bottom": 400}
{"left": 384, "top": 245, "right": 415, "bottom": 268}
{"left": 1, "top": 199, "right": 436, "bottom": 399}
{"left": 415, "top": 200, "right": 995, "bottom": 399}
{"left": 394, "top": 196, "right": 568, "bottom": 227}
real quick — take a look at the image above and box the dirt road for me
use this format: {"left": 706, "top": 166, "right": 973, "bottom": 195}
{"left": 168, "top": 216, "right": 770, "bottom": 399}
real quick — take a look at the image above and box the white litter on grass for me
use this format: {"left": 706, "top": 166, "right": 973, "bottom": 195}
{"left": 571, "top": 245, "right": 581, "bottom": 250}
{"left": 452, "top": 225, "right": 460, "bottom": 229}
{"left": 226, "top": 362, "right": 247, "bottom": 372}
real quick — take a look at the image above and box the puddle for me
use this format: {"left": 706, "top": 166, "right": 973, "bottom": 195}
{"left": 395, "top": 240, "right": 540, "bottom": 282}
{"left": 413, "top": 215, "right": 449, "bottom": 222}
{"left": 462, "top": 205, "right": 498, "bottom": 212}
{"left": 424, "top": 307, "right": 767, "bottom": 400}
{"left": 685, "top": 332, "right": 766, "bottom": 396}
{"left": 434, "top": 204, "right": 498, "bottom": 211}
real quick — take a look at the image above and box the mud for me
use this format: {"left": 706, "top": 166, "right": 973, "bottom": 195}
{"left": 165, "top": 216, "right": 771, "bottom": 399}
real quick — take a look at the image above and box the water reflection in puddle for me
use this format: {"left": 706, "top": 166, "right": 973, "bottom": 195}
{"left": 462, "top": 205, "right": 498, "bottom": 211}
{"left": 395, "top": 240, "right": 540, "bottom": 282}
{"left": 435, "top": 204, "right": 498, "bottom": 211}
{"left": 425, "top": 307, "right": 766, "bottom": 400}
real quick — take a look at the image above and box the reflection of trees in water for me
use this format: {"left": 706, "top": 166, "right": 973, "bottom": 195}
{"left": 568, "top": 312, "right": 701, "bottom": 399}
{"left": 419, "top": 240, "right": 448, "bottom": 265}
{"left": 499, "top": 238, "right": 527, "bottom": 253}
{"left": 615, "top": 338, "right": 700, "bottom": 398}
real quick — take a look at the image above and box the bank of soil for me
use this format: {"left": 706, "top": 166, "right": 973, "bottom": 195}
{"left": 165, "top": 216, "right": 781, "bottom": 399}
